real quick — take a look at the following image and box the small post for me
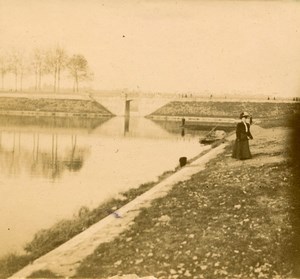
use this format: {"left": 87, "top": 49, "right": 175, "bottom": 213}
{"left": 181, "top": 118, "right": 186, "bottom": 127}
{"left": 124, "top": 94, "right": 132, "bottom": 117}
{"left": 179, "top": 157, "right": 187, "bottom": 167}
{"left": 125, "top": 100, "right": 131, "bottom": 117}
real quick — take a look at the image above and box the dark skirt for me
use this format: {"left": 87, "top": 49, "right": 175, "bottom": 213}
{"left": 232, "top": 139, "right": 252, "bottom": 160}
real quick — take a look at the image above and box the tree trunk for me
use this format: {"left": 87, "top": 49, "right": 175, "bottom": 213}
{"left": 57, "top": 66, "right": 60, "bottom": 93}
{"left": 38, "top": 62, "right": 42, "bottom": 91}
{"left": 1, "top": 72, "right": 4, "bottom": 91}
{"left": 15, "top": 71, "right": 18, "bottom": 92}
{"left": 53, "top": 67, "right": 57, "bottom": 93}
{"left": 20, "top": 72, "right": 23, "bottom": 92}
{"left": 76, "top": 73, "right": 78, "bottom": 93}
{"left": 38, "top": 69, "right": 42, "bottom": 91}
{"left": 35, "top": 68, "right": 38, "bottom": 91}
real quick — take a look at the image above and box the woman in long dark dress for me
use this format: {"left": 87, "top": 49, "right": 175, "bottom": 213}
{"left": 232, "top": 112, "right": 253, "bottom": 160}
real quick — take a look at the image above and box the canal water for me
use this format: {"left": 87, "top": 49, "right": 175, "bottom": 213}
{"left": 0, "top": 115, "right": 211, "bottom": 257}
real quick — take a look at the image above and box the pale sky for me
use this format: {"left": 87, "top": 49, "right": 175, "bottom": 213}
{"left": 1, "top": 0, "right": 300, "bottom": 96}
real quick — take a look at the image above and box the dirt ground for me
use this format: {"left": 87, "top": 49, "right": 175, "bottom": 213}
{"left": 71, "top": 124, "right": 299, "bottom": 279}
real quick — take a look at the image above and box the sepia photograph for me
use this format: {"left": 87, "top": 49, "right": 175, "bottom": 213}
{"left": 0, "top": 0, "right": 300, "bottom": 278}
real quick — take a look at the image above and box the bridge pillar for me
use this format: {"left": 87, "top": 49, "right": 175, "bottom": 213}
{"left": 125, "top": 99, "right": 132, "bottom": 117}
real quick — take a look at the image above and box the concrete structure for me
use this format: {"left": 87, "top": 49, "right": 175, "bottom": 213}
{"left": 90, "top": 95, "right": 170, "bottom": 116}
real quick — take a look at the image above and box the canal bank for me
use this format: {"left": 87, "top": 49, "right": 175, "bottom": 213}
{"left": 74, "top": 125, "right": 297, "bottom": 279}
{"left": 149, "top": 100, "right": 300, "bottom": 120}
{"left": 9, "top": 137, "right": 229, "bottom": 278}
{"left": 72, "top": 124, "right": 297, "bottom": 279}
{"left": 8, "top": 122, "right": 299, "bottom": 278}
{"left": 0, "top": 94, "right": 114, "bottom": 118}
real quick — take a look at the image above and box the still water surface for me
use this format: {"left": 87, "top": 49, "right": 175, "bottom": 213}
{"left": 0, "top": 115, "right": 209, "bottom": 256}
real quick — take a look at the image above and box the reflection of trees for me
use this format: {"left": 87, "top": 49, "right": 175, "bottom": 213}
{"left": 0, "top": 115, "right": 112, "bottom": 132}
{"left": 0, "top": 115, "right": 110, "bottom": 179}
{"left": 64, "top": 135, "right": 83, "bottom": 172}
{"left": 0, "top": 132, "right": 89, "bottom": 180}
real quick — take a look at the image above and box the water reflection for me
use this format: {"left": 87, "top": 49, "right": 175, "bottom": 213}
{"left": 0, "top": 114, "right": 111, "bottom": 134}
{"left": 124, "top": 116, "right": 130, "bottom": 136}
{"left": 0, "top": 116, "right": 198, "bottom": 181}
{"left": 149, "top": 119, "right": 208, "bottom": 137}
{"left": 0, "top": 115, "right": 211, "bottom": 256}
{"left": 150, "top": 119, "right": 235, "bottom": 136}
{"left": 0, "top": 116, "right": 216, "bottom": 181}
{"left": 0, "top": 132, "right": 88, "bottom": 180}
{"left": 181, "top": 128, "right": 185, "bottom": 137}
{"left": 0, "top": 115, "right": 111, "bottom": 180}
{"left": 92, "top": 116, "right": 172, "bottom": 139}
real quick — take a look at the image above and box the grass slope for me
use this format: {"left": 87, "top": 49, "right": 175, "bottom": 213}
{"left": 0, "top": 97, "right": 112, "bottom": 115}
{"left": 0, "top": 177, "right": 173, "bottom": 278}
{"left": 74, "top": 126, "right": 297, "bottom": 279}
{"left": 151, "top": 101, "right": 300, "bottom": 119}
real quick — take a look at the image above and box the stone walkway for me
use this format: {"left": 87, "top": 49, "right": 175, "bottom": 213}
{"left": 10, "top": 143, "right": 228, "bottom": 278}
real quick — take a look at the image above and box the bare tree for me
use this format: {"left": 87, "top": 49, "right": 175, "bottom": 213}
{"left": 67, "top": 54, "right": 92, "bottom": 93}
{"left": 32, "top": 48, "right": 46, "bottom": 91}
{"left": 8, "top": 49, "right": 22, "bottom": 91}
{"left": 18, "top": 54, "right": 28, "bottom": 92}
{"left": 45, "top": 46, "right": 68, "bottom": 93}
{"left": 0, "top": 50, "right": 9, "bottom": 91}
{"left": 56, "top": 47, "right": 68, "bottom": 92}
{"left": 7, "top": 49, "right": 30, "bottom": 92}
{"left": 45, "top": 48, "right": 58, "bottom": 92}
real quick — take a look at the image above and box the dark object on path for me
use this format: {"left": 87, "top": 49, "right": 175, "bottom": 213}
{"left": 179, "top": 157, "right": 187, "bottom": 167}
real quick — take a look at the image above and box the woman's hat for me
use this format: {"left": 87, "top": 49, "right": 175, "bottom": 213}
{"left": 240, "top": 111, "right": 250, "bottom": 119}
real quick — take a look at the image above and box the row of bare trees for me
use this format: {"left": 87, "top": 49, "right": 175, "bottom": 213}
{"left": 0, "top": 46, "right": 92, "bottom": 93}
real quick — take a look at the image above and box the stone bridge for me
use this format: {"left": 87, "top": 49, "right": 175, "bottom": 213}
{"left": 89, "top": 94, "right": 170, "bottom": 116}
{"left": 0, "top": 92, "right": 171, "bottom": 117}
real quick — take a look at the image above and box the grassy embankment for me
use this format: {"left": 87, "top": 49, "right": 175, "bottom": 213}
{"left": 0, "top": 142, "right": 217, "bottom": 279}
{"left": 150, "top": 100, "right": 300, "bottom": 118}
{"left": 22, "top": 124, "right": 300, "bottom": 278}
{"left": 71, "top": 122, "right": 299, "bottom": 279}
{"left": 149, "top": 100, "right": 300, "bottom": 126}
{"left": 0, "top": 97, "right": 113, "bottom": 116}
